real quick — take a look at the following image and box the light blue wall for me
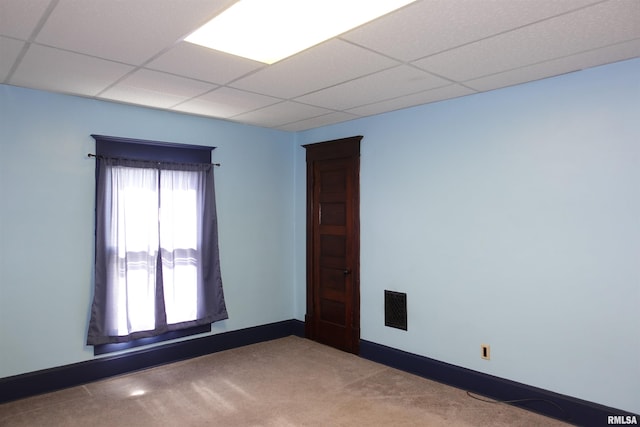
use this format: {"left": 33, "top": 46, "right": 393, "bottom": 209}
{"left": 0, "top": 85, "right": 296, "bottom": 377}
{"left": 295, "top": 58, "right": 640, "bottom": 414}
{"left": 2, "top": 57, "right": 639, "bottom": 414}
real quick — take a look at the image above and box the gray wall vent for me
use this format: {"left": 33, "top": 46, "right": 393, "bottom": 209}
{"left": 384, "top": 290, "right": 407, "bottom": 331}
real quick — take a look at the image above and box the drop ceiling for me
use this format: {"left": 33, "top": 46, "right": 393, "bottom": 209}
{"left": 2, "top": 0, "right": 639, "bottom": 132}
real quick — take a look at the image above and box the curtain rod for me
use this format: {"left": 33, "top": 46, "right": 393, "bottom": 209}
{"left": 87, "top": 153, "right": 221, "bottom": 167}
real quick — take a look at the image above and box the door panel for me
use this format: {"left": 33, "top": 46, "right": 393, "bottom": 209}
{"left": 304, "top": 136, "right": 361, "bottom": 354}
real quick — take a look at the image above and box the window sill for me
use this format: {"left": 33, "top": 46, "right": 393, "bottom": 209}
{"left": 93, "top": 324, "right": 212, "bottom": 356}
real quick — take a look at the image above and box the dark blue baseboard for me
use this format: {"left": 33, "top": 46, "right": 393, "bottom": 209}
{"left": 3, "top": 321, "right": 637, "bottom": 427}
{"left": 360, "top": 340, "right": 638, "bottom": 427}
{"left": 0, "top": 319, "right": 305, "bottom": 404}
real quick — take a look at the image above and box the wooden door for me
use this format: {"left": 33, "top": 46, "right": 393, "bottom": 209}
{"left": 304, "top": 136, "right": 361, "bottom": 354}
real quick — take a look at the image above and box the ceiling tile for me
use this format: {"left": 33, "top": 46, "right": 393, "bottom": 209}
{"left": 229, "top": 39, "right": 400, "bottom": 99}
{"left": 464, "top": 39, "right": 640, "bottom": 92}
{"left": 342, "top": 0, "right": 600, "bottom": 61}
{"left": 230, "top": 101, "right": 332, "bottom": 128}
{"left": 99, "top": 69, "right": 216, "bottom": 109}
{"left": 173, "top": 87, "right": 280, "bottom": 118}
{"left": 413, "top": 0, "right": 640, "bottom": 82}
{"left": 0, "top": 36, "right": 25, "bottom": 81}
{"left": 35, "top": 0, "right": 235, "bottom": 65}
{"left": 10, "top": 44, "right": 134, "bottom": 96}
{"left": 346, "top": 84, "right": 477, "bottom": 117}
{"left": 0, "top": 0, "right": 51, "bottom": 39}
{"left": 296, "top": 65, "right": 450, "bottom": 110}
{"left": 146, "top": 42, "right": 264, "bottom": 85}
{"left": 277, "top": 112, "right": 361, "bottom": 132}
{"left": 2, "top": 0, "right": 638, "bottom": 131}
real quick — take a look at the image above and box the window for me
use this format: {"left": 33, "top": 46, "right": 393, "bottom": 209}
{"left": 86, "top": 135, "right": 227, "bottom": 351}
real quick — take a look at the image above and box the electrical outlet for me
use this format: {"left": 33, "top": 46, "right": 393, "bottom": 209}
{"left": 481, "top": 344, "right": 490, "bottom": 360}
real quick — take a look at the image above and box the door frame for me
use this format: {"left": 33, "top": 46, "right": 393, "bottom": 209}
{"left": 303, "top": 136, "right": 361, "bottom": 354}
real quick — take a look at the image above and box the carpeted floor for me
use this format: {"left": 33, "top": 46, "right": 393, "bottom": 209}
{"left": 0, "top": 336, "right": 570, "bottom": 426}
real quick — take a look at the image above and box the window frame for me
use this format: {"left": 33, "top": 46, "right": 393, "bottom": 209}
{"left": 91, "top": 135, "right": 217, "bottom": 355}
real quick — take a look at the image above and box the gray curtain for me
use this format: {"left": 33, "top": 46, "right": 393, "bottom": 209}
{"left": 87, "top": 157, "right": 227, "bottom": 345}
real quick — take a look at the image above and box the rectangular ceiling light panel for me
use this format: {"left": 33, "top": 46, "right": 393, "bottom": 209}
{"left": 185, "top": 0, "right": 416, "bottom": 64}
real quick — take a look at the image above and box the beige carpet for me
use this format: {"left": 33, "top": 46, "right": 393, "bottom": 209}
{"left": 0, "top": 336, "right": 570, "bottom": 426}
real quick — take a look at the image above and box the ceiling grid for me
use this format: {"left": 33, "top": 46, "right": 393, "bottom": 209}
{"left": 1, "top": 0, "right": 638, "bottom": 131}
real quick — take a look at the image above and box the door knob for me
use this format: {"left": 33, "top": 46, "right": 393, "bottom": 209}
{"left": 343, "top": 269, "right": 351, "bottom": 275}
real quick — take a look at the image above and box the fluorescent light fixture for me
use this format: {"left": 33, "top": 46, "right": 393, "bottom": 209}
{"left": 185, "top": 0, "right": 416, "bottom": 64}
